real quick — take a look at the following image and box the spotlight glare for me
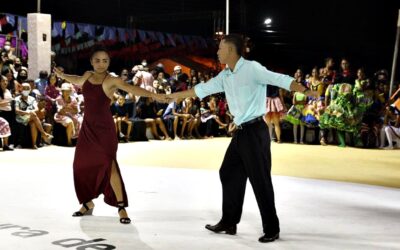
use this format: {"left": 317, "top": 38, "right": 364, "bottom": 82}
{"left": 264, "top": 18, "right": 272, "bottom": 25}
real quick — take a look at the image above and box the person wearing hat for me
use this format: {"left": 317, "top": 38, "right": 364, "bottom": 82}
{"left": 171, "top": 65, "right": 182, "bottom": 81}
{"left": 141, "top": 59, "right": 149, "bottom": 72}
{"left": 174, "top": 65, "right": 181, "bottom": 72}
{"left": 54, "top": 83, "right": 81, "bottom": 146}
{"left": 15, "top": 83, "right": 53, "bottom": 148}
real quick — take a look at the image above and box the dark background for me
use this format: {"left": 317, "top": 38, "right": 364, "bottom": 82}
{"left": 3, "top": 0, "right": 400, "bottom": 76}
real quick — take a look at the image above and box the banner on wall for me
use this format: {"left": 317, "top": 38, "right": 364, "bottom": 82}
{"left": 2, "top": 12, "right": 210, "bottom": 56}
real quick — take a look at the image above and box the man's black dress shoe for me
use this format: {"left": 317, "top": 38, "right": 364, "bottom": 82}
{"left": 258, "top": 232, "right": 279, "bottom": 243}
{"left": 205, "top": 222, "right": 237, "bottom": 235}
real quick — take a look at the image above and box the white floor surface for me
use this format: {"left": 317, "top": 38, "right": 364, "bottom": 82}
{"left": 0, "top": 148, "right": 399, "bottom": 250}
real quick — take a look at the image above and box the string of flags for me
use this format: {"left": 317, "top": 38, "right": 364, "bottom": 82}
{"left": 2, "top": 13, "right": 212, "bottom": 55}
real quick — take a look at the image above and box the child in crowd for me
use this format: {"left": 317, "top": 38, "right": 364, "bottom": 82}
{"left": 112, "top": 95, "right": 132, "bottom": 142}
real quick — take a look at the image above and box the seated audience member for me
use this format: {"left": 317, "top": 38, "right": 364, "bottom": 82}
{"left": 184, "top": 97, "right": 201, "bottom": 139}
{"left": 34, "top": 70, "right": 49, "bottom": 96}
{"left": 200, "top": 100, "right": 227, "bottom": 138}
{"left": 0, "top": 75, "right": 14, "bottom": 136}
{"left": 45, "top": 72, "right": 61, "bottom": 124}
{"left": 36, "top": 92, "right": 53, "bottom": 139}
{"left": 15, "top": 83, "right": 53, "bottom": 148}
{"left": 112, "top": 95, "right": 132, "bottom": 142}
{"left": 136, "top": 96, "right": 171, "bottom": 140}
{"left": 379, "top": 106, "right": 400, "bottom": 149}
{"left": 0, "top": 117, "right": 13, "bottom": 150}
{"left": 2, "top": 66, "right": 20, "bottom": 97}
{"left": 162, "top": 98, "right": 190, "bottom": 140}
{"left": 54, "top": 83, "right": 81, "bottom": 146}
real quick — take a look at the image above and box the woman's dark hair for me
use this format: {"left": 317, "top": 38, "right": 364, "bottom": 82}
{"left": 120, "top": 68, "right": 129, "bottom": 76}
{"left": 90, "top": 44, "right": 109, "bottom": 60}
{"left": 16, "top": 68, "right": 28, "bottom": 83}
{"left": 157, "top": 88, "right": 166, "bottom": 94}
{"left": 47, "top": 72, "right": 58, "bottom": 85}
{"left": 222, "top": 34, "right": 244, "bottom": 56}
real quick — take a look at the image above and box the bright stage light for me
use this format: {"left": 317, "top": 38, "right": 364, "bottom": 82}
{"left": 264, "top": 18, "right": 272, "bottom": 25}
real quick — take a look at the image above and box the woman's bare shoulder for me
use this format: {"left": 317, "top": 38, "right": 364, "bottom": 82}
{"left": 83, "top": 71, "right": 93, "bottom": 78}
{"left": 106, "top": 74, "right": 123, "bottom": 85}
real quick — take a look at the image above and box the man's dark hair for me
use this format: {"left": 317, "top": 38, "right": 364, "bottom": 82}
{"left": 90, "top": 44, "right": 109, "bottom": 60}
{"left": 223, "top": 34, "right": 244, "bottom": 56}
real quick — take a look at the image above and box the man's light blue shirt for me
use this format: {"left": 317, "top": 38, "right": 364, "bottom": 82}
{"left": 194, "top": 57, "right": 294, "bottom": 126}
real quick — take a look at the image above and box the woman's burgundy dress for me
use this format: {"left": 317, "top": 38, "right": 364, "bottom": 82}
{"left": 73, "top": 79, "right": 128, "bottom": 207}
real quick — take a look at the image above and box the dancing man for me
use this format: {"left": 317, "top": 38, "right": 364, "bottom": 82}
{"left": 168, "top": 34, "right": 317, "bottom": 242}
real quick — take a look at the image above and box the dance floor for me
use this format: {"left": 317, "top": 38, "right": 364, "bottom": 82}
{"left": 0, "top": 138, "right": 399, "bottom": 250}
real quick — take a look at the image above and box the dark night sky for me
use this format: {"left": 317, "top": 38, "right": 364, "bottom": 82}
{"left": 3, "top": 0, "right": 400, "bottom": 76}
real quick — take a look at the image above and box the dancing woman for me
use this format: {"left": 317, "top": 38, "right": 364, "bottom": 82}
{"left": 54, "top": 45, "right": 167, "bottom": 224}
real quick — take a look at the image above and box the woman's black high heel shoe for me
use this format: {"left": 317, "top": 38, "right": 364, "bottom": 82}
{"left": 117, "top": 202, "right": 131, "bottom": 224}
{"left": 72, "top": 202, "right": 94, "bottom": 217}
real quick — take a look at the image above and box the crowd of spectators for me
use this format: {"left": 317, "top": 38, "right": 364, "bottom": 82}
{"left": 1, "top": 40, "right": 399, "bottom": 152}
